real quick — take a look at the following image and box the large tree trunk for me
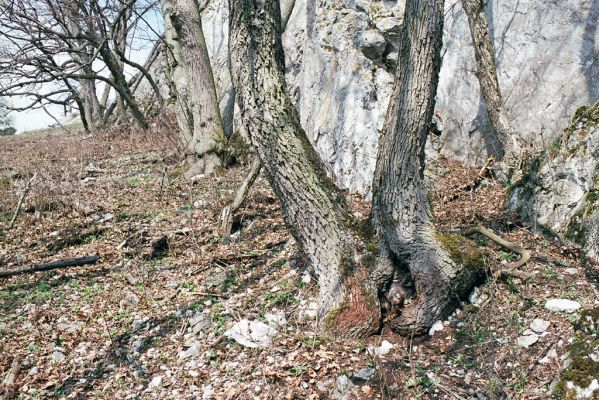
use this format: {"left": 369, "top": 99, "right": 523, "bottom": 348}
{"left": 371, "top": 0, "right": 484, "bottom": 335}
{"left": 461, "top": 0, "right": 519, "bottom": 164}
{"left": 229, "top": 0, "right": 483, "bottom": 337}
{"left": 229, "top": 0, "right": 381, "bottom": 337}
{"left": 161, "top": 0, "right": 225, "bottom": 175}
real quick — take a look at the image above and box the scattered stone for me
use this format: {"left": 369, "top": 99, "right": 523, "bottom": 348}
{"left": 224, "top": 319, "right": 277, "bottom": 348}
{"left": 429, "top": 321, "right": 444, "bottom": 336}
{"left": 301, "top": 273, "right": 312, "bottom": 284}
{"left": 530, "top": 319, "right": 550, "bottom": 334}
{"left": 332, "top": 375, "right": 356, "bottom": 400}
{"left": 120, "top": 294, "right": 140, "bottom": 308}
{"left": 265, "top": 312, "right": 287, "bottom": 327}
{"left": 299, "top": 301, "right": 319, "bottom": 319}
{"left": 368, "top": 340, "right": 393, "bottom": 357}
{"left": 539, "top": 348, "right": 558, "bottom": 364}
{"left": 565, "top": 268, "right": 578, "bottom": 275}
{"left": 178, "top": 342, "right": 201, "bottom": 360}
{"left": 469, "top": 287, "right": 488, "bottom": 307}
{"left": 202, "top": 384, "right": 215, "bottom": 400}
{"left": 51, "top": 350, "right": 65, "bottom": 363}
{"left": 148, "top": 375, "right": 163, "bottom": 388}
{"left": 189, "top": 313, "right": 210, "bottom": 335}
{"left": 517, "top": 333, "right": 539, "bottom": 348}
{"left": 354, "top": 367, "right": 375, "bottom": 380}
{"left": 545, "top": 299, "right": 581, "bottom": 313}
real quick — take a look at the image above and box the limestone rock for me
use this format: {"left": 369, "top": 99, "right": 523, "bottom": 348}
{"left": 331, "top": 375, "right": 356, "bottom": 400}
{"left": 530, "top": 319, "right": 551, "bottom": 334}
{"left": 545, "top": 299, "right": 582, "bottom": 313}
{"left": 224, "top": 319, "right": 277, "bottom": 348}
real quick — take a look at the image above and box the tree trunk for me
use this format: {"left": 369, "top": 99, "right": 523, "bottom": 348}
{"left": 229, "top": 0, "right": 381, "bottom": 337}
{"left": 371, "top": 0, "right": 484, "bottom": 335}
{"left": 461, "top": 0, "right": 518, "bottom": 164}
{"left": 161, "top": 0, "right": 225, "bottom": 175}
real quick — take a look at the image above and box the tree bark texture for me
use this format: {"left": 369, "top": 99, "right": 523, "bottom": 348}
{"left": 161, "top": 0, "right": 225, "bottom": 174}
{"left": 229, "top": 0, "right": 381, "bottom": 337}
{"left": 371, "top": 0, "right": 484, "bottom": 334}
{"left": 461, "top": 0, "right": 518, "bottom": 162}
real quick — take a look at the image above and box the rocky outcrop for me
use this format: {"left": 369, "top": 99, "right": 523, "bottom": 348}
{"left": 199, "top": 0, "right": 599, "bottom": 194}
{"left": 508, "top": 101, "right": 599, "bottom": 262}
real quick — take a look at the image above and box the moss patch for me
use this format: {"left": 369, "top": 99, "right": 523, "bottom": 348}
{"left": 435, "top": 232, "right": 486, "bottom": 272}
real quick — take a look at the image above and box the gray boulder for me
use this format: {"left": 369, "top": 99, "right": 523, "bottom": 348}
{"left": 509, "top": 101, "right": 599, "bottom": 262}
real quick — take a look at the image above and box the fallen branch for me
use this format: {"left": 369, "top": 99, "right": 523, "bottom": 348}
{"left": 220, "top": 157, "right": 262, "bottom": 234}
{"left": 0, "top": 256, "right": 100, "bottom": 279}
{"left": 1, "top": 355, "right": 21, "bottom": 399}
{"left": 460, "top": 225, "right": 532, "bottom": 275}
{"left": 7, "top": 172, "right": 37, "bottom": 230}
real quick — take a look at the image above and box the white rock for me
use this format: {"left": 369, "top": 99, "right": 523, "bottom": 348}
{"left": 429, "top": 321, "right": 444, "bottom": 336}
{"left": 202, "top": 384, "right": 214, "bottom": 400}
{"left": 301, "top": 273, "right": 312, "bottom": 284}
{"left": 539, "top": 348, "right": 558, "bottom": 364}
{"left": 299, "top": 301, "right": 319, "bottom": 319}
{"left": 517, "top": 333, "right": 539, "bottom": 348}
{"left": 545, "top": 299, "right": 581, "bottom": 313}
{"left": 149, "top": 375, "right": 163, "bottom": 388}
{"left": 368, "top": 340, "right": 394, "bottom": 357}
{"left": 530, "top": 319, "right": 550, "bottom": 334}
{"left": 224, "top": 319, "right": 277, "bottom": 348}
{"left": 265, "top": 312, "right": 287, "bottom": 327}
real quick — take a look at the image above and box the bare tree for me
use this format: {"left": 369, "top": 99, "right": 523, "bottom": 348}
{"left": 229, "top": 0, "right": 482, "bottom": 336}
{"left": 461, "top": 0, "right": 519, "bottom": 167}
{"left": 0, "top": 0, "right": 163, "bottom": 131}
{"left": 160, "top": 0, "right": 225, "bottom": 174}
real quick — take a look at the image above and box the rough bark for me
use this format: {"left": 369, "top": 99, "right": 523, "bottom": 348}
{"left": 161, "top": 0, "right": 225, "bottom": 175}
{"left": 371, "top": 0, "right": 484, "bottom": 334}
{"left": 461, "top": 0, "right": 519, "bottom": 164}
{"left": 229, "top": 0, "right": 381, "bottom": 337}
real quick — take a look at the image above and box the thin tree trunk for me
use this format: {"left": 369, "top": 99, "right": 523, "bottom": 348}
{"left": 371, "top": 0, "right": 484, "bottom": 334}
{"left": 161, "top": 0, "right": 225, "bottom": 175}
{"left": 229, "top": 0, "right": 381, "bottom": 337}
{"left": 461, "top": 0, "right": 518, "bottom": 163}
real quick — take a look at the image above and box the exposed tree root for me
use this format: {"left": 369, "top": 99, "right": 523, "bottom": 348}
{"left": 220, "top": 157, "right": 261, "bottom": 234}
{"left": 460, "top": 225, "right": 532, "bottom": 276}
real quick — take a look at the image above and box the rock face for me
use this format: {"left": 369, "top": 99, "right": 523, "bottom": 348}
{"left": 509, "top": 101, "right": 599, "bottom": 262}
{"left": 200, "top": 0, "right": 599, "bottom": 194}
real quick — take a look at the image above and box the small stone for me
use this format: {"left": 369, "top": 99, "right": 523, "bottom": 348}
{"left": 265, "top": 312, "right": 287, "bottom": 327}
{"left": 545, "top": 299, "right": 581, "bottom": 313}
{"left": 202, "top": 384, "right": 215, "bottom": 400}
{"left": 354, "top": 367, "right": 375, "bottom": 380}
{"left": 149, "top": 375, "right": 163, "bottom": 388}
{"left": 368, "top": 340, "right": 394, "bottom": 356}
{"left": 564, "top": 268, "right": 578, "bottom": 274}
{"left": 224, "top": 319, "right": 277, "bottom": 348}
{"left": 301, "top": 274, "right": 312, "bottom": 284}
{"left": 539, "top": 348, "right": 558, "bottom": 364}
{"left": 51, "top": 350, "right": 65, "bottom": 363}
{"left": 332, "top": 375, "right": 356, "bottom": 400}
{"left": 429, "top": 321, "right": 444, "bottom": 336}
{"left": 530, "top": 319, "right": 550, "bottom": 333}
{"left": 299, "top": 301, "right": 319, "bottom": 319}
{"left": 178, "top": 343, "right": 201, "bottom": 360}
{"left": 517, "top": 333, "right": 539, "bottom": 348}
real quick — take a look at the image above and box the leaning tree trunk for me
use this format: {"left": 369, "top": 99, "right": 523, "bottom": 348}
{"left": 371, "top": 0, "right": 484, "bottom": 335}
{"left": 161, "top": 0, "right": 225, "bottom": 175}
{"left": 229, "top": 0, "right": 381, "bottom": 337}
{"left": 461, "top": 0, "right": 518, "bottom": 164}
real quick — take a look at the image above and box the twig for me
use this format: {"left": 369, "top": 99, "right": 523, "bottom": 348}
{"left": 220, "top": 156, "right": 262, "bottom": 234}
{"left": 7, "top": 172, "right": 37, "bottom": 230}
{"left": 0, "top": 256, "right": 100, "bottom": 279}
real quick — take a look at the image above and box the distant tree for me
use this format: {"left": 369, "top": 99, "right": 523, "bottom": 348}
{"left": 0, "top": 99, "right": 15, "bottom": 134}
{"left": 461, "top": 0, "right": 520, "bottom": 171}
{"left": 160, "top": 0, "right": 226, "bottom": 174}
{"left": 0, "top": 0, "right": 164, "bottom": 131}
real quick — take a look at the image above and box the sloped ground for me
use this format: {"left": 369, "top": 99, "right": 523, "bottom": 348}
{"left": 0, "top": 127, "right": 597, "bottom": 399}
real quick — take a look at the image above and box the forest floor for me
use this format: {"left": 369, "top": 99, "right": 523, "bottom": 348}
{"left": 0, "top": 126, "right": 597, "bottom": 399}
